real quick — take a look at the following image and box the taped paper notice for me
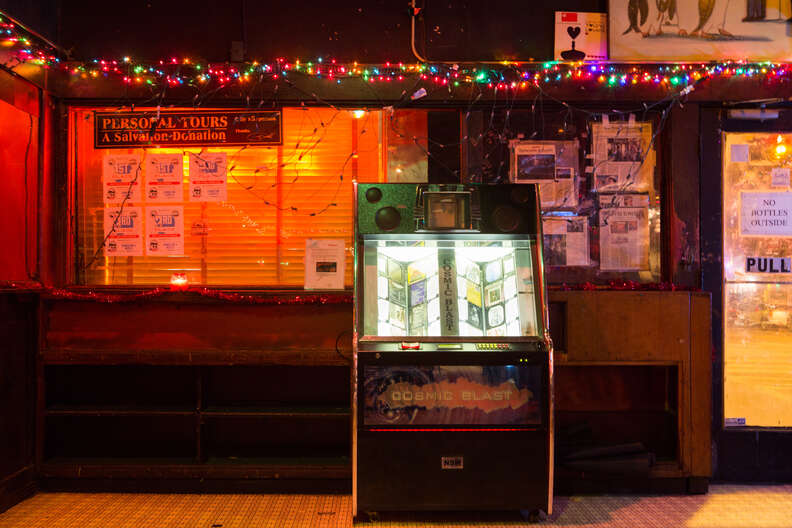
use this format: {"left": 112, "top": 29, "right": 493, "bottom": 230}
{"left": 103, "top": 206, "right": 143, "bottom": 257}
{"left": 145, "top": 154, "right": 183, "bottom": 202}
{"left": 740, "top": 192, "right": 792, "bottom": 237}
{"left": 189, "top": 152, "right": 227, "bottom": 202}
{"left": 102, "top": 155, "right": 142, "bottom": 203}
{"left": 305, "top": 239, "right": 346, "bottom": 290}
{"left": 146, "top": 206, "right": 184, "bottom": 256}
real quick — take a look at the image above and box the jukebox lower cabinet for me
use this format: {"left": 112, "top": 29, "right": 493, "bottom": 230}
{"left": 353, "top": 183, "right": 553, "bottom": 517}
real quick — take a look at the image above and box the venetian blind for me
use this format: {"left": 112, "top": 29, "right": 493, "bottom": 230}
{"left": 75, "top": 107, "right": 383, "bottom": 287}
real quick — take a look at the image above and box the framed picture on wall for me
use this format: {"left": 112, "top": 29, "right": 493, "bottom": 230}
{"left": 609, "top": 0, "right": 792, "bottom": 60}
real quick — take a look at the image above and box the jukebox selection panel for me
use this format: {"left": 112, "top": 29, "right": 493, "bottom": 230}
{"left": 370, "top": 242, "right": 538, "bottom": 338}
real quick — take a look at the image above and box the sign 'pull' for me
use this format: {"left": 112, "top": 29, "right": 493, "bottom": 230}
{"left": 746, "top": 257, "right": 792, "bottom": 273}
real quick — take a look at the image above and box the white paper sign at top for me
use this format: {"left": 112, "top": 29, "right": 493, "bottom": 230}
{"left": 189, "top": 152, "right": 227, "bottom": 202}
{"left": 740, "top": 192, "right": 792, "bottom": 237}
{"left": 145, "top": 206, "right": 184, "bottom": 256}
{"left": 102, "top": 155, "right": 142, "bottom": 203}
{"left": 304, "top": 239, "right": 346, "bottom": 290}
{"left": 103, "top": 206, "right": 143, "bottom": 257}
{"left": 145, "top": 154, "right": 183, "bottom": 202}
{"left": 554, "top": 12, "right": 607, "bottom": 62}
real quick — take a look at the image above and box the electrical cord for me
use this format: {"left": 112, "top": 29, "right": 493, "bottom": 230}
{"left": 23, "top": 111, "right": 33, "bottom": 279}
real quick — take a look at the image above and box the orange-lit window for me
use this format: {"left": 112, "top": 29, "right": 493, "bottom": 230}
{"left": 73, "top": 107, "right": 385, "bottom": 287}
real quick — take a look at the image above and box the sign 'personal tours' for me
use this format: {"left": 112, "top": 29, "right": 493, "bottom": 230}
{"left": 94, "top": 110, "right": 281, "bottom": 148}
{"left": 740, "top": 192, "right": 792, "bottom": 237}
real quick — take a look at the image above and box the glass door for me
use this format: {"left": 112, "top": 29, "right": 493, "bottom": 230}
{"left": 722, "top": 132, "right": 792, "bottom": 427}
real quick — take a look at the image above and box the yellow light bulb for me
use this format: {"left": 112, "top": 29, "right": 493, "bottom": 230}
{"left": 351, "top": 109, "right": 366, "bottom": 119}
{"left": 776, "top": 144, "right": 787, "bottom": 156}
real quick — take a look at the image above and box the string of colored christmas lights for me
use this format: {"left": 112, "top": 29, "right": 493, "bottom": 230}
{"left": 4, "top": 11, "right": 792, "bottom": 93}
{"left": 0, "top": 12, "right": 60, "bottom": 68}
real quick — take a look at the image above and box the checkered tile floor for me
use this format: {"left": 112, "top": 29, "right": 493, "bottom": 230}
{"left": 1, "top": 485, "right": 790, "bottom": 527}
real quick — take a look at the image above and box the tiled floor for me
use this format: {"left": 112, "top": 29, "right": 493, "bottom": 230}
{"left": 1, "top": 485, "right": 791, "bottom": 527}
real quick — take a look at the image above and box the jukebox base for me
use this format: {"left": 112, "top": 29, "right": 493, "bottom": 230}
{"left": 356, "top": 430, "right": 549, "bottom": 513}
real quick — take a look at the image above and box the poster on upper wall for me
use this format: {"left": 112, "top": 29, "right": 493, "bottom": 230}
{"left": 609, "top": 0, "right": 792, "bottom": 61}
{"left": 102, "top": 155, "right": 142, "bottom": 204}
{"left": 188, "top": 152, "right": 227, "bottom": 202}
{"left": 554, "top": 12, "right": 608, "bottom": 61}
{"left": 145, "top": 154, "right": 184, "bottom": 202}
{"left": 103, "top": 206, "right": 143, "bottom": 257}
{"left": 145, "top": 206, "right": 184, "bottom": 256}
{"left": 592, "top": 121, "right": 654, "bottom": 193}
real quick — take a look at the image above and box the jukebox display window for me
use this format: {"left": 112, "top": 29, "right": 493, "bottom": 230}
{"left": 362, "top": 239, "right": 539, "bottom": 337}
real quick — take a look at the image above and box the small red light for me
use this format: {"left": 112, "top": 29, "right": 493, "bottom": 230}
{"left": 170, "top": 273, "right": 189, "bottom": 291}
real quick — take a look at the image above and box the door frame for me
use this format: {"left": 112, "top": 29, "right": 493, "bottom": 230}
{"left": 701, "top": 105, "right": 792, "bottom": 481}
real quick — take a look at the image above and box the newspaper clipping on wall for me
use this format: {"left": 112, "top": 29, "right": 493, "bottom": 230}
{"left": 592, "top": 120, "right": 654, "bottom": 193}
{"left": 543, "top": 216, "right": 590, "bottom": 267}
{"left": 598, "top": 193, "right": 650, "bottom": 271}
{"left": 510, "top": 140, "right": 579, "bottom": 209}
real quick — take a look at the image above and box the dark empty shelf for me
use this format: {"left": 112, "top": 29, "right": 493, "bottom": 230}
{"left": 202, "top": 406, "right": 350, "bottom": 417}
{"left": 46, "top": 405, "right": 195, "bottom": 416}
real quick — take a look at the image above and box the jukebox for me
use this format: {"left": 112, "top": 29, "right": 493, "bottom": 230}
{"left": 353, "top": 183, "right": 553, "bottom": 517}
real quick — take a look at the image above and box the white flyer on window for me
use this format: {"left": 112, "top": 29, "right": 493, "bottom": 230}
{"left": 145, "top": 154, "right": 183, "bottom": 202}
{"left": 103, "top": 206, "right": 143, "bottom": 257}
{"left": 598, "top": 194, "right": 649, "bottom": 271}
{"left": 102, "top": 154, "right": 142, "bottom": 203}
{"left": 189, "top": 152, "right": 227, "bottom": 202}
{"left": 543, "top": 216, "right": 589, "bottom": 267}
{"left": 145, "top": 206, "right": 184, "bottom": 256}
{"left": 592, "top": 121, "right": 654, "bottom": 193}
{"left": 304, "top": 239, "right": 346, "bottom": 290}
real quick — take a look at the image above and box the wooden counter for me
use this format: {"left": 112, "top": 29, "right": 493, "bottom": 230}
{"left": 36, "top": 290, "right": 711, "bottom": 493}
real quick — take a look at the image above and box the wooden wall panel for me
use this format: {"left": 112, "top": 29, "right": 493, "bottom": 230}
{"left": 43, "top": 300, "right": 352, "bottom": 366}
{"left": 691, "top": 292, "right": 713, "bottom": 477}
{"left": 550, "top": 290, "right": 712, "bottom": 479}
